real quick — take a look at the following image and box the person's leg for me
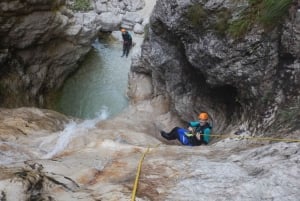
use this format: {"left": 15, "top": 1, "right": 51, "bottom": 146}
{"left": 121, "top": 46, "right": 125, "bottom": 57}
{"left": 125, "top": 45, "right": 130, "bottom": 57}
{"left": 161, "top": 127, "right": 181, "bottom": 140}
{"left": 176, "top": 128, "right": 191, "bottom": 145}
{"left": 121, "top": 44, "right": 126, "bottom": 57}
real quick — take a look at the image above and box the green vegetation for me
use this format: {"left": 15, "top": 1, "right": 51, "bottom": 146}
{"left": 185, "top": 3, "right": 207, "bottom": 29}
{"left": 228, "top": 16, "right": 252, "bottom": 38}
{"left": 72, "top": 0, "right": 91, "bottom": 11}
{"left": 184, "top": 0, "right": 292, "bottom": 37}
{"left": 259, "top": 0, "right": 293, "bottom": 27}
{"left": 228, "top": 0, "right": 293, "bottom": 38}
{"left": 214, "top": 8, "right": 232, "bottom": 35}
{"left": 185, "top": 5, "right": 232, "bottom": 35}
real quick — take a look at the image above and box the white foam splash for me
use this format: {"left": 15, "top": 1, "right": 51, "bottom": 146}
{"left": 42, "top": 106, "right": 109, "bottom": 159}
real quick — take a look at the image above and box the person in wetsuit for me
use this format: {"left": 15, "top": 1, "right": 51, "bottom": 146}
{"left": 160, "top": 112, "right": 212, "bottom": 146}
{"left": 121, "top": 28, "right": 132, "bottom": 58}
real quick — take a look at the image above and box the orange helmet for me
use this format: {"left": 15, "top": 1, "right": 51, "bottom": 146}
{"left": 198, "top": 112, "right": 208, "bottom": 120}
{"left": 121, "top": 28, "right": 126, "bottom": 33}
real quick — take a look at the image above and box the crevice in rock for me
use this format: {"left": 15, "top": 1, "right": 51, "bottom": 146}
{"left": 280, "top": 53, "right": 295, "bottom": 65}
{"left": 208, "top": 84, "right": 241, "bottom": 120}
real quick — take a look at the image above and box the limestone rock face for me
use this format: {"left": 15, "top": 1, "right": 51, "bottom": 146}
{"left": 129, "top": 0, "right": 300, "bottom": 134}
{"left": 0, "top": 0, "right": 100, "bottom": 107}
{"left": 0, "top": 107, "right": 299, "bottom": 201}
{"left": 0, "top": 0, "right": 151, "bottom": 108}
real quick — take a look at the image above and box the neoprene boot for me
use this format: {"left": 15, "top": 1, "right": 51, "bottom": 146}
{"left": 161, "top": 130, "right": 177, "bottom": 140}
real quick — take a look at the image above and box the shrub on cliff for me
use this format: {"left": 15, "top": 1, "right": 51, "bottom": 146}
{"left": 228, "top": 0, "right": 293, "bottom": 38}
{"left": 72, "top": 0, "right": 91, "bottom": 11}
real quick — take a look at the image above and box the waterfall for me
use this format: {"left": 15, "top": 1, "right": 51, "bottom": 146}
{"left": 42, "top": 106, "right": 109, "bottom": 159}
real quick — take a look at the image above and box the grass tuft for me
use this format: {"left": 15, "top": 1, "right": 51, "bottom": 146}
{"left": 185, "top": 4, "right": 207, "bottom": 29}
{"left": 72, "top": 0, "right": 91, "bottom": 11}
{"left": 228, "top": 0, "right": 292, "bottom": 38}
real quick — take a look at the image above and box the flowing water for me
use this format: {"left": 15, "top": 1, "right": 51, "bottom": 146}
{"left": 54, "top": 35, "right": 132, "bottom": 119}
{"left": 42, "top": 108, "right": 109, "bottom": 159}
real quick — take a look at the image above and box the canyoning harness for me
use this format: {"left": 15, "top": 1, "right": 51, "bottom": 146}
{"left": 184, "top": 122, "right": 212, "bottom": 145}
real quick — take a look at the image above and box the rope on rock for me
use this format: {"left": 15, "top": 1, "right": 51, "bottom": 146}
{"left": 131, "top": 134, "right": 300, "bottom": 200}
{"left": 131, "top": 146, "right": 150, "bottom": 201}
{"left": 131, "top": 143, "right": 161, "bottom": 201}
{"left": 208, "top": 134, "right": 300, "bottom": 143}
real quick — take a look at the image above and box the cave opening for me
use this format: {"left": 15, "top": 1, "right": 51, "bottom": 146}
{"left": 209, "top": 84, "right": 241, "bottom": 120}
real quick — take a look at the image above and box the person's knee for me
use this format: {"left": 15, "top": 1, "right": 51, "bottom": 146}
{"left": 170, "top": 127, "right": 181, "bottom": 133}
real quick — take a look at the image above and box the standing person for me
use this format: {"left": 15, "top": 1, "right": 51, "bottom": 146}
{"left": 121, "top": 28, "right": 132, "bottom": 57}
{"left": 160, "top": 112, "right": 212, "bottom": 146}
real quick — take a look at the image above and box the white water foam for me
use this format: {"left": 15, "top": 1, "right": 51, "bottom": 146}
{"left": 42, "top": 106, "right": 109, "bottom": 159}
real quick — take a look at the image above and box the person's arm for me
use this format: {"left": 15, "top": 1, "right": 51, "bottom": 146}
{"left": 128, "top": 34, "right": 132, "bottom": 45}
{"left": 187, "top": 121, "right": 199, "bottom": 134}
{"left": 202, "top": 128, "right": 211, "bottom": 144}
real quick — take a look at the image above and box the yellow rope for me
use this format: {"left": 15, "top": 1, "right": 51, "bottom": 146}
{"left": 208, "top": 134, "right": 300, "bottom": 143}
{"left": 131, "top": 146, "right": 150, "bottom": 201}
{"left": 130, "top": 134, "right": 300, "bottom": 200}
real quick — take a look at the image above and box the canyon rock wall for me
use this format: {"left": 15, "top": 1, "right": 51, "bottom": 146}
{"left": 0, "top": 0, "right": 103, "bottom": 107}
{"left": 129, "top": 0, "right": 300, "bottom": 135}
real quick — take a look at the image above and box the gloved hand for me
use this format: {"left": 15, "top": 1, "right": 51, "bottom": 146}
{"left": 196, "top": 133, "right": 201, "bottom": 140}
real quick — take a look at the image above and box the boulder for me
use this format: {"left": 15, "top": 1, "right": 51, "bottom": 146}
{"left": 98, "top": 12, "right": 122, "bottom": 31}
{"left": 133, "top": 23, "right": 144, "bottom": 34}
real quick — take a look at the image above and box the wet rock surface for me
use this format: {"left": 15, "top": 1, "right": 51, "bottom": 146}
{"left": 0, "top": 107, "right": 299, "bottom": 201}
{"left": 1, "top": 1, "right": 300, "bottom": 200}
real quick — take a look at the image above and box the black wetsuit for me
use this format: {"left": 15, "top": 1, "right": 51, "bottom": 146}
{"left": 122, "top": 31, "right": 132, "bottom": 57}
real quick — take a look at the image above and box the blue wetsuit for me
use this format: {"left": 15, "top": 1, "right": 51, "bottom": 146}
{"left": 161, "top": 122, "right": 212, "bottom": 146}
